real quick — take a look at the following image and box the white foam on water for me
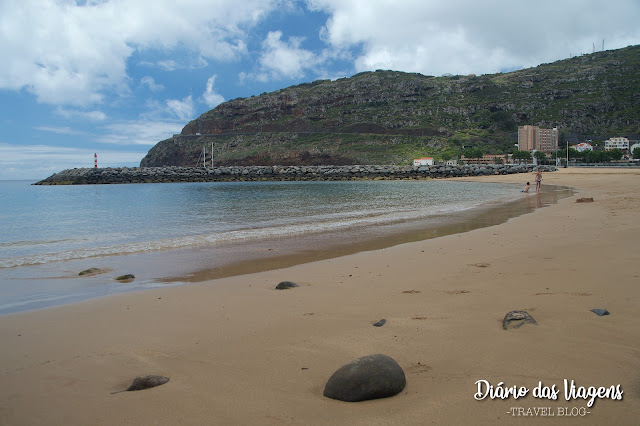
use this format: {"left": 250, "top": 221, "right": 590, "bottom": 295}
{"left": 0, "top": 195, "right": 502, "bottom": 268}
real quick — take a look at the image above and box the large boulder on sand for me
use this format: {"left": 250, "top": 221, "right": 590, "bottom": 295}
{"left": 323, "top": 354, "right": 406, "bottom": 402}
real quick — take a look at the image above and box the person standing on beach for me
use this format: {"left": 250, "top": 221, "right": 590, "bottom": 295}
{"left": 534, "top": 170, "right": 542, "bottom": 192}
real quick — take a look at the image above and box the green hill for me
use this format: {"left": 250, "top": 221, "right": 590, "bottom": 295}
{"left": 141, "top": 44, "right": 640, "bottom": 167}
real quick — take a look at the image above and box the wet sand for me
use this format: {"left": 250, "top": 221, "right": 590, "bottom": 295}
{"left": 0, "top": 168, "right": 639, "bottom": 425}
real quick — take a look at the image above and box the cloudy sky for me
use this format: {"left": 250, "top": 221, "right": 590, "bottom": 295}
{"left": 1, "top": 0, "right": 639, "bottom": 179}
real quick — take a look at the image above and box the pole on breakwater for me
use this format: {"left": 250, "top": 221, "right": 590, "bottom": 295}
{"left": 94, "top": 153, "right": 97, "bottom": 168}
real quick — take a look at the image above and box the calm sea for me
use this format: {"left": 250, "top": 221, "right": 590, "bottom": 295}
{"left": 0, "top": 179, "right": 543, "bottom": 314}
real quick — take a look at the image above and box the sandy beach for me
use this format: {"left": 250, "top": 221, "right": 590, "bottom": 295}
{"left": 1, "top": 167, "right": 639, "bottom": 425}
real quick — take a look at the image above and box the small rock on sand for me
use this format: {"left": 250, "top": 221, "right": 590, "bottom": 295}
{"left": 502, "top": 310, "right": 538, "bottom": 330}
{"left": 373, "top": 319, "right": 386, "bottom": 327}
{"left": 114, "top": 274, "right": 135, "bottom": 282}
{"left": 275, "top": 281, "right": 300, "bottom": 290}
{"left": 78, "top": 267, "right": 107, "bottom": 276}
{"left": 590, "top": 308, "right": 610, "bottom": 316}
{"left": 111, "top": 375, "right": 170, "bottom": 394}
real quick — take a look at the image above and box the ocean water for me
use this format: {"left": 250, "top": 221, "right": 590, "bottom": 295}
{"left": 0, "top": 179, "right": 543, "bottom": 314}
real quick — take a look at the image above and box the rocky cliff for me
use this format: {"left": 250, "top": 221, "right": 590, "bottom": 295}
{"left": 141, "top": 45, "right": 640, "bottom": 167}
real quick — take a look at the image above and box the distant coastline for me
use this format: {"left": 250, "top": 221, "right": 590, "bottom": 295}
{"left": 34, "top": 164, "right": 554, "bottom": 185}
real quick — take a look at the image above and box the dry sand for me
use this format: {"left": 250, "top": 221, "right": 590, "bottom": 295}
{"left": 1, "top": 168, "right": 639, "bottom": 425}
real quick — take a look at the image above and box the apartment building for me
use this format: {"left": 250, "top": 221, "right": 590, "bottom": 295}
{"left": 518, "top": 125, "right": 558, "bottom": 154}
{"left": 604, "top": 137, "right": 629, "bottom": 151}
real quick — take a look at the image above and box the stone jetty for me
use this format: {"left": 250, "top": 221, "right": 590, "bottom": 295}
{"left": 34, "top": 164, "right": 555, "bottom": 185}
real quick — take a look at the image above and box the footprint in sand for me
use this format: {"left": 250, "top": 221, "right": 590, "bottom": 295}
{"left": 469, "top": 263, "right": 490, "bottom": 268}
{"left": 445, "top": 290, "right": 471, "bottom": 295}
{"left": 533, "top": 292, "right": 592, "bottom": 296}
{"left": 412, "top": 315, "right": 448, "bottom": 320}
{"left": 407, "top": 362, "right": 432, "bottom": 375}
{"left": 402, "top": 290, "right": 422, "bottom": 294}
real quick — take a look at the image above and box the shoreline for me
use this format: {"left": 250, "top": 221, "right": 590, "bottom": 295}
{"left": 0, "top": 181, "right": 570, "bottom": 315}
{"left": 1, "top": 168, "right": 639, "bottom": 425}
{"left": 158, "top": 183, "right": 572, "bottom": 284}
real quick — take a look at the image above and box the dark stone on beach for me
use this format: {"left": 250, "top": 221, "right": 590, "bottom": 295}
{"left": 111, "top": 375, "right": 170, "bottom": 394}
{"left": 78, "top": 267, "right": 105, "bottom": 276}
{"left": 590, "top": 308, "right": 610, "bottom": 316}
{"left": 576, "top": 197, "right": 594, "bottom": 203}
{"left": 323, "top": 354, "right": 406, "bottom": 402}
{"left": 373, "top": 319, "right": 386, "bottom": 327}
{"left": 502, "top": 310, "right": 538, "bottom": 330}
{"left": 126, "top": 375, "right": 169, "bottom": 391}
{"left": 114, "top": 274, "right": 135, "bottom": 281}
{"left": 275, "top": 281, "right": 299, "bottom": 290}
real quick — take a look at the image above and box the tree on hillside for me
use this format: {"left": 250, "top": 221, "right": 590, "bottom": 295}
{"left": 633, "top": 147, "right": 640, "bottom": 159}
{"left": 463, "top": 147, "right": 484, "bottom": 159}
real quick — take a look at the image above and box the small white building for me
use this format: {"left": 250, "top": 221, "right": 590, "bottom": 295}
{"left": 605, "top": 137, "right": 629, "bottom": 151}
{"left": 413, "top": 157, "right": 434, "bottom": 166}
{"left": 572, "top": 142, "right": 594, "bottom": 152}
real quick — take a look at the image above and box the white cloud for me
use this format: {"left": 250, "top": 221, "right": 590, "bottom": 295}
{"left": 0, "top": 0, "right": 283, "bottom": 106}
{"left": 308, "top": 0, "right": 640, "bottom": 75}
{"left": 257, "top": 31, "right": 319, "bottom": 80}
{"left": 140, "top": 76, "right": 164, "bottom": 92}
{"left": 97, "top": 120, "right": 185, "bottom": 146}
{"left": 0, "top": 1, "right": 132, "bottom": 105}
{"left": 202, "top": 75, "right": 225, "bottom": 108}
{"left": 34, "top": 126, "right": 85, "bottom": 136}
{"left": 156, "top": 60, "right": 179, "bottom": 71}
{"left": 138, "top": 56, "right": 209, "bottom": 71}
{"left": 2, "top": 0, "right": 639, "bottom": 110}
{"left": 166, "top": 96, "right": 195, "bottom": 122}
{"left": 54, "top": 107, "right": 107, "bottom": 121}
{"left": 0, "top": 143, "right": 146, "bottom": 180}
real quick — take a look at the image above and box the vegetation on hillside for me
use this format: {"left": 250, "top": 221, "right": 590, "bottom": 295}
{"left": 141, "top": 45, "right": 640, "bottom": 167}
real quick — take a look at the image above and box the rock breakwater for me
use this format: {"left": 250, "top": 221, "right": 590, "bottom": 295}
{"left": 34, "top": 164, "right": 555, "bottom": 185}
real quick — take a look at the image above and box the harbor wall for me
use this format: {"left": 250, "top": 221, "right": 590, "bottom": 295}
{"left": 34, "top": 164, "right": 555, "bottom": 185}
